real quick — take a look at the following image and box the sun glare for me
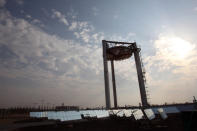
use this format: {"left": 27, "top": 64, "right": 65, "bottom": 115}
{"left": 156, "top": 36, "right": 195, "bottom": 60}
{"left": 169, "top": 37, "right": 194, "bottom": 59}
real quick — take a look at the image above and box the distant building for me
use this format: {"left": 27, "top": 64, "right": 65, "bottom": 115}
{"left": 55, "top": 103, "right": 79, "bottom": 111}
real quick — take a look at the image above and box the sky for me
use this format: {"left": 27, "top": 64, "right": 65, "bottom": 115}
{"left": 0, "top": 0, "right": 197, "bottom": 108}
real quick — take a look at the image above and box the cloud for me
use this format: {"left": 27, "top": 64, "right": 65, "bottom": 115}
{"left": 52, "top": 9, "right": 69, "bottom": 26}
{"left": 0, "top": 8, "right": 143, "bottom": 107}
{"left": 50, "top": 8, "right": 104, "bottom": 44}
{"left": 0, "top": 10, "right": 104, "bottom": 80}
{"left": 16, "top": 0, "right": 24, "bottom": 5}
{"left": 71, "top": 24, "right": 136, "bottom": 44}
{"left": 67, "top": 7, "right": 78, "bottom": 19}
{"left": 92, "top": 32, "right": 105, "bottom": 44}
{"left": 52, "top": 8, "right": 104, "bottom": 44}
{"left": 69, "top": 21, "right": 77, "bottom": 31}
{"left": 64, "top": 8, "right": 105, "bottom": 44}
{"left": 3, "top": 5, "right": 197, "bottom": 108}
{"left": 79, "top": 28, "right": 91, "bottom": 43}
{"left": 143, "top": 33, "right": 197, "bottom": 104}
{"left": 25, "top": 14, "right": 43, "bottom": 26}
{"left": 0, "top": 0, "right": 6, "bottom": 7}
{"left": 106, "top": 33, "right": 136, "bottom": 42}
{"left": 68, "top": 20, "right": 99, "bottom": 43}
{"left": 194, "top": 7, "right": 197, "bottom": 12}
{"left": 68, "top": 21, "right": 90, "bottom": 31}
{"left": 92, "top": 7, "right": 99, "bottom": 16}
{"left": 0, "top": 9, "right": 109, "bottom": 107}
{"left": 153, "top": 34, "right": 195, "bottom": 66}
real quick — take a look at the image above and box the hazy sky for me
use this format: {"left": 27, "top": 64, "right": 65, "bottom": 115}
{"left": 0, "top": 0, "right": 197, "bottom": 108}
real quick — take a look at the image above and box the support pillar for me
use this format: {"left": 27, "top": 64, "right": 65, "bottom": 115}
{"left": 133, "top": 43, "right": 148, "bottom": 107}
{"left": 102, "top": 40, "right": 111, "bottom": 109}
{"left": 111, "top": 60, "right": 117, "bottom": 108}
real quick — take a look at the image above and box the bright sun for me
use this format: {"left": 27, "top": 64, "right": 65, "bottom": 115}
{"left": 155, "top": 36, "right": 195, "bottom": 60}
{"left": 169, "top": 37, "right": 194, "bottom": 59}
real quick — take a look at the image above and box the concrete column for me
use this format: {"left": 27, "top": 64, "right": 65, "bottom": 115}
{"left": 102, "top": 40, "right": 111, "bottom": 109}
{"left": 133, "top": 43, "right": 148, "bottom": 107}
{"left": 111, "top": 60, "right": 118, "bottom": 108}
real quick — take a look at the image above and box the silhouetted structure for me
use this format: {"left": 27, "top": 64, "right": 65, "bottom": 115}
{"left": 102, "top": 40, "right": 149, "bottom": 109}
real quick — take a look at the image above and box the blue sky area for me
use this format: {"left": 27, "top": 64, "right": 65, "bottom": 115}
{"left": 0, "top": 0, "right": 197, "bottom": 108}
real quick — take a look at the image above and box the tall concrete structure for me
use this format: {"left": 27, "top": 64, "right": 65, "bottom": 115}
{"left": 102, "top": 40, "right": 149, "bottom": 109}
{"left": 133, "top": 43, "right": 148, "bottom": 107}
{"left": 111, "top": 60, "right": 117, "bottom": 108}
{"left": 102, "top": 40, "right": 111, "bottom": 109}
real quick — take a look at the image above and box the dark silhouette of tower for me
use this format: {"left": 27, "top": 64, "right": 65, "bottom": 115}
{"left": 102, "top": 40, "right": 149, "bottom": 109}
